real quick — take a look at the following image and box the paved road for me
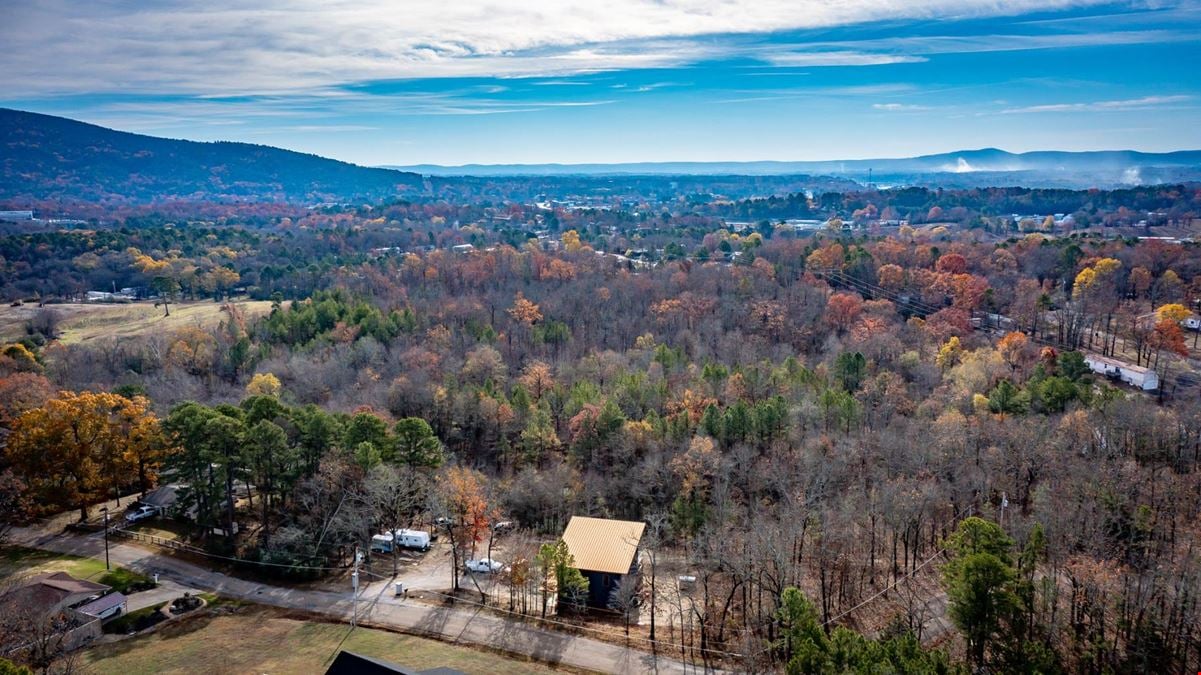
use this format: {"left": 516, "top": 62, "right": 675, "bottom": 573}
{"left": 8, "top": 524, "right": 695, "bottom": 674}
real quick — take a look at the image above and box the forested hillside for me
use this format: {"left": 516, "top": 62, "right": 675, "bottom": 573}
{"left": 0, "top": 109, "right": 423, "bottom": 204}
{"left": 5, "top": 207, "right": 1201, "bottom": 671}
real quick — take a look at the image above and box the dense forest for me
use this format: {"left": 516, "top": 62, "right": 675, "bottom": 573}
{"left": 4, "top": 183, "right": 1201, "bottom": 672}
{"left": 4, "top": 182, "right": 1200, "bottom": 302}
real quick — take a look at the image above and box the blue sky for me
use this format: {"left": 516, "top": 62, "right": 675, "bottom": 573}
{"left": 2, "top": 1, "right": 1199, "bottom": 165}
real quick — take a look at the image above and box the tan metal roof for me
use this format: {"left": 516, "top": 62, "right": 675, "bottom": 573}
{"left": 561, "top": 516, "right": 645, "bottom": 575}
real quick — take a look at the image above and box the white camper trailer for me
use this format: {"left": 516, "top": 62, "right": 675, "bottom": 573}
{"left": 395, "top": 529, "right": 431, "bottom": 551}
{"left": 370, "top": 529, "right": 432, "bottom": 553}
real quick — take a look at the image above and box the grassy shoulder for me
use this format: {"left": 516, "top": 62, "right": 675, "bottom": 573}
{"left": 81, "top": 606, "right": 579, "bottom": 675}
{"left": 0, "top": 300, "right": 273, "bottom": 344}
{"left": 0, "top": 545, "right": 152, "bottom": 593}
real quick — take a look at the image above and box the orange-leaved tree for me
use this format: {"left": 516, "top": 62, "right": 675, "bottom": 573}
{"left": 7, "top": 391, "right": 172, "bottom": 521}
{"left": 438, "top": 466, "right": 495, "bottom": 590}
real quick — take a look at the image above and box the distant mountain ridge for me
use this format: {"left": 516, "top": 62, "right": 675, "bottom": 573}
{"left": 389, "top": 148, "right": 1201, "bottom": 187}
{"left": 0, "top": 108, "right": 422, "bottom": 204}
{"left": 2, "top": 108, "right": 1199, "bottom": 202}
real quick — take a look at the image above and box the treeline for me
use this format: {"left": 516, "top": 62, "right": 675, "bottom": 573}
{"left": 0, "top": 220, "right": 444, "bottom": 301}
{"left": 162, "top": 394, "right": 443, "bottom": 567}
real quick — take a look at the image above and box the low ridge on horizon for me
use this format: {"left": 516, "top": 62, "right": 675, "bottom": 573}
{"left": 386, "top": 147, "right": 1201, "bottom": 177}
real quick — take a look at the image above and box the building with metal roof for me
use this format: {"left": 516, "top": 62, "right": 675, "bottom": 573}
{"left": 560, "top": 516, "right": 645, "bottom": 608}
{"left": 76, "top": 590, "right": 127, "bottom": 620}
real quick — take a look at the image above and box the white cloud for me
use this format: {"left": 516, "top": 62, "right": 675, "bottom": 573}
{"left": 1001, "top": 95, "right": 1193, "bottom": 113}
{"left": 872, "top": 103, "right": 930, "bottom": 111}
{"left": 798, "top": 28, "right": 1192, "bottom": 57}
{"left": 0, "top": 0, "right": 1120, "bottom": 96}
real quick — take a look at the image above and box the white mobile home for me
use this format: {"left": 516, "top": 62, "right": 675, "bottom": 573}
{"left": 1083, "top": 353, "right": 1159, "bottom": 391}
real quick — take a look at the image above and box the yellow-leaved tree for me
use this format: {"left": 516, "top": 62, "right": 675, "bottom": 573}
{"left": 561, "top": 229, "right": 583, "bottom": 252}
{"left": 246, "top": 372, "right": 282, "bottom": 397}
{"left": 936, "top": 336, "right": 963, "bottom": 370}
{"left": 1156, "top": 303, "right": 1191, "bottom": 324}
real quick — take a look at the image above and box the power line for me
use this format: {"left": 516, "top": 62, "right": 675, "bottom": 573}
{"left": 821, "top": 505, "right": 975, "bottom": 627}
{"left": 409, "top": 586, "right": 750, "bottom": 661}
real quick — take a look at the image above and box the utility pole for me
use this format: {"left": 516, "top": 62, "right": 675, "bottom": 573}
{"left": 101, "top": 506, "right": 110, "bottom": 570}
{"left": 351, "top": 544, "right": 361, "bottom": 628}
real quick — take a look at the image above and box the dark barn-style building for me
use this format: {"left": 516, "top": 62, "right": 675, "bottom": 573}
{"left": 560, "top": 516, "right": 645, "bottom": 609}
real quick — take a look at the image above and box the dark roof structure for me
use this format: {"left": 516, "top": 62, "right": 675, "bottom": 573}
{"left": 77, "top": 591, "right": 127, "bottom": 617}
{"left": 324, "top": 651, "right": 468, "bottom": 675}
{"left": 140, "top": 484, "right": 181, "bottom": 509}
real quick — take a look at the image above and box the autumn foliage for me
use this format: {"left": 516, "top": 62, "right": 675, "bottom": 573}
{"left": 6, "top": 391, "right": 172, "bottom": 520}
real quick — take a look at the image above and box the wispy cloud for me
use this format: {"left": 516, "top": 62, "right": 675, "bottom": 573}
{"left": 270, "top": 125, "right": 379, "bottom": 133}
{"left": 38, "top": 87, "right": 620, "bottom": 137}
{"left": 763, "top": 51, "right": 926, "bottom": 67}
{"left": 715, "top": 83, "right": 916, "bottom": 104}
{"left": 1001, "top": 95, "right": 1193, "bottom": 113}
{"left": 0, "top": 0, "right": 1125, "bottom": 96}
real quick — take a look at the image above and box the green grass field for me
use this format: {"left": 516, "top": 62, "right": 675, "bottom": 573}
{"left": 82, "top": 607, "right": 577, "bottom": 675}
{"left": 0, "top": 300, "right": 273, "bottom": 344}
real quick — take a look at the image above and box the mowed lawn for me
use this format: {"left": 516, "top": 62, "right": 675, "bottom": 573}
{"left": 0, "top": 545, "right": 150, "bottom": 593}
{"left": 0, "top": 300, "right": 273, "bottom": 344}
{"left": 82, "top": 608, "right": 577, "bottom": 675}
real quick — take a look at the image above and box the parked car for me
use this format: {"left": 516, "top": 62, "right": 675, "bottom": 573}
{"left": 465, "top": 558, "right": 505, "bottom": 574}
{"left": 125, "top": 506, "right": 157, "bottom": 523}
{"left": 490, "top": 520, "right": 515, "bottom": 534}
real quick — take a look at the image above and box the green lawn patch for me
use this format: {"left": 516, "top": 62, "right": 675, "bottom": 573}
{"left": 98, "top": 567, "right": 155, "bottom": 593}
{"left": 0, "top": 545, "right": 153, "bottom": 592}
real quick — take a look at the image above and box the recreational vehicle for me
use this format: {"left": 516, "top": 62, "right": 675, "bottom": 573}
{"left": 369, "top": 529, "right": 432, "bottom": 553}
